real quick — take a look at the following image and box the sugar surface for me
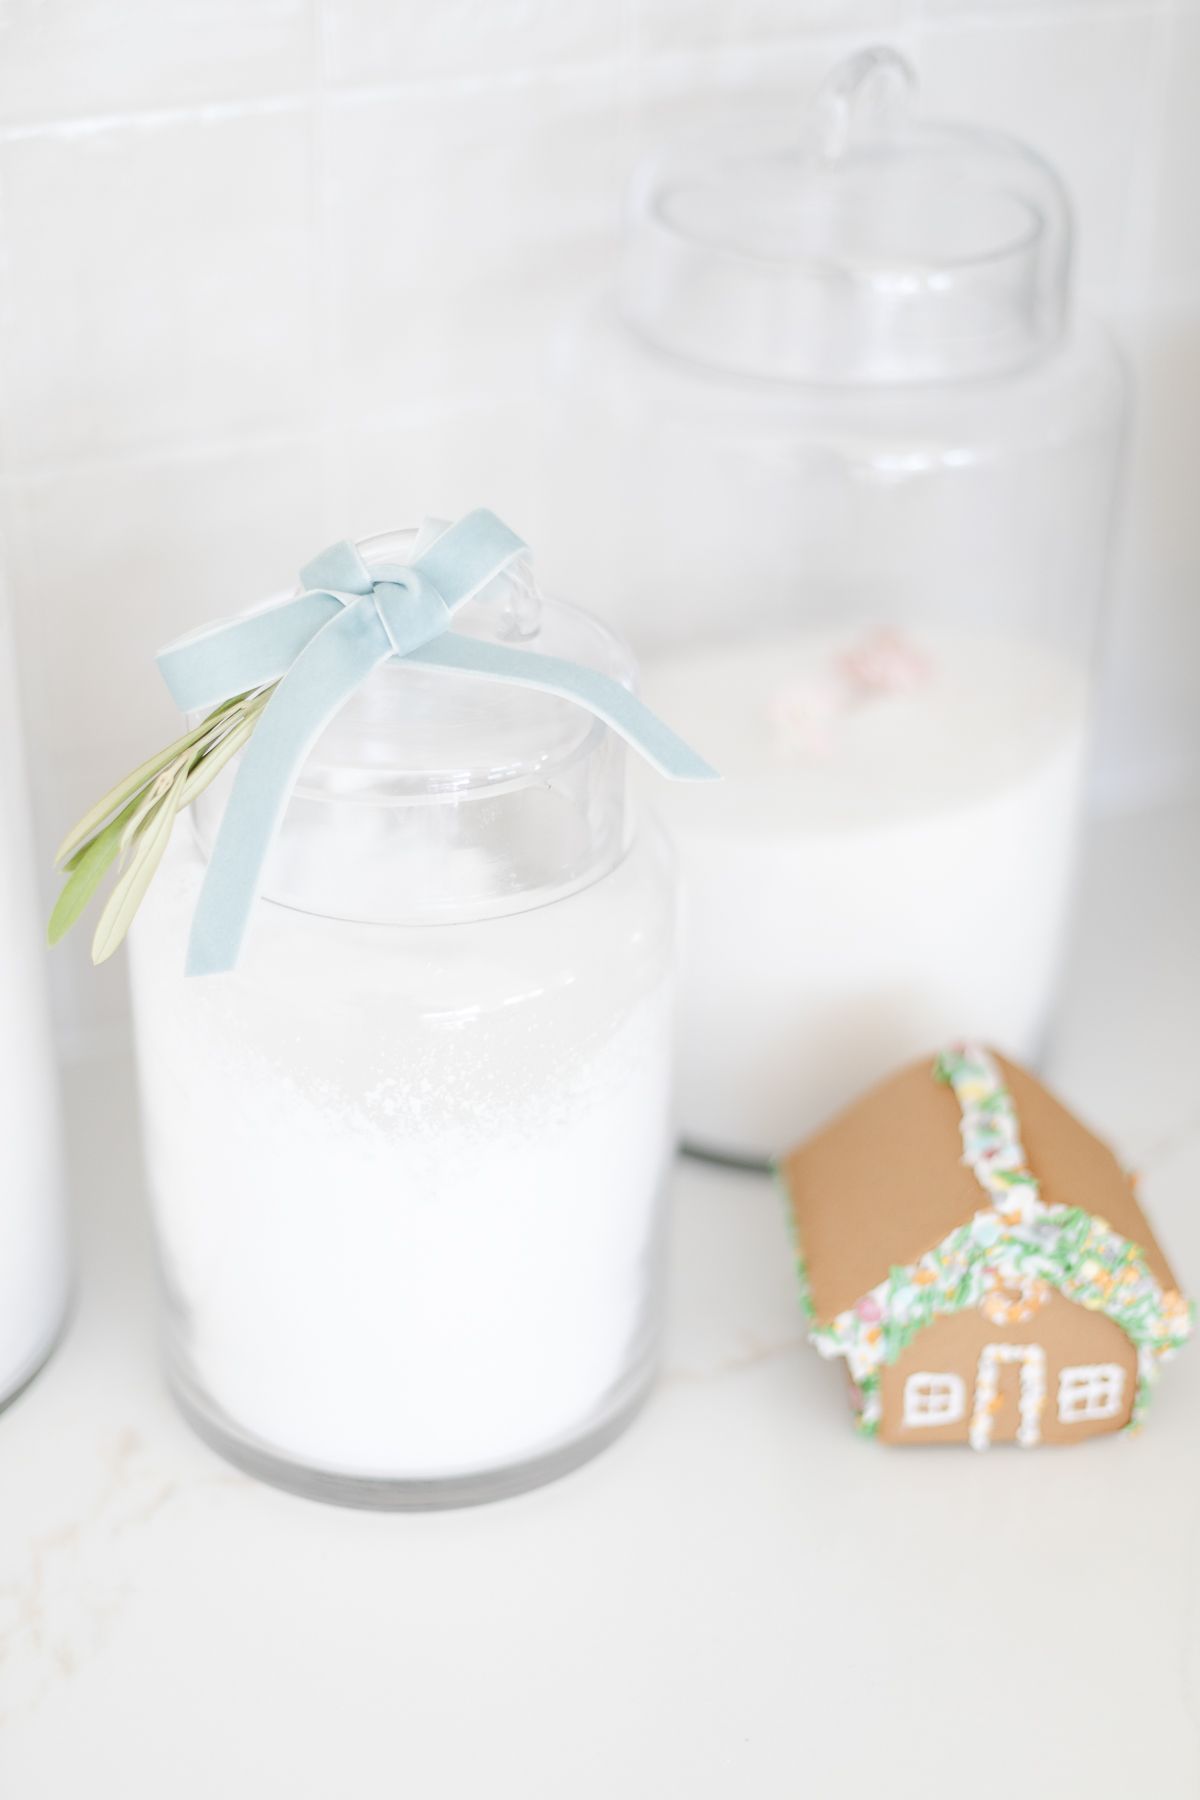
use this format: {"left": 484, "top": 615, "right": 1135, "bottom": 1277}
{"left": 642, "top": 626, "right": 1090, "bottom": 1157}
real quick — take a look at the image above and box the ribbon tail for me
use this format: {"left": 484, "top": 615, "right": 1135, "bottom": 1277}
{"left": 185, "top": 600, "right": 391, "bottom": 976}
{"left": 406, "top": 636, "right": 718, "bottom": 782}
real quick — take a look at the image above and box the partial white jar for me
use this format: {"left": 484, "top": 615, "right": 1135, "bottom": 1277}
{"left": 128, "top": 537, "right": 676, "bottom": 1508}
{"left": 0, "top": 599, "right": 69, "bottom": 1404}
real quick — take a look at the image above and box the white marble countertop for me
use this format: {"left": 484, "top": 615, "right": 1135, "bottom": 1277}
{"left": 2, "top": 798, "right": 1199, "bottom": 1798}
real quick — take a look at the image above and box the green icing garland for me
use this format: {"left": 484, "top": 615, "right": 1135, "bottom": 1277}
{"left": 785, "top": 1045, "right": 1193, "bottom": 1439}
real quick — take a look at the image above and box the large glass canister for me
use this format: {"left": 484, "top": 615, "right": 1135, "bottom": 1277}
{"left": 543, "top": 48, "right": 1127, "bottom": 1164}
{"left": 0, "top": 596, "right": 69, "bottom": 1404}
{"left": 128, "top": 535, "right": 675, "bottom": 1508}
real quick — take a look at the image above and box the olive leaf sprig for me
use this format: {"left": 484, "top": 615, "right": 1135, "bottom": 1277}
{"left": 49, "top": 685, "right": 276, "bottom": 963}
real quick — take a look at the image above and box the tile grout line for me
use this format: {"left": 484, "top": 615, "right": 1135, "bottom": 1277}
{"left": 0, "top": 372, "right": 656, "bottom": 492}
{"left": 0, "top": 428, "right": 329, "bottom": 489}
{"left": 0, "top": 59, "right": 627, "bottom": 146}
{"left": 0, "top": 19, "right": 993, "bottom": 151}
{"left": 0, "top": 4, "right": 1183, "bottom": 151}
{"left": 0, "top": 91, "right": 310, "bottom": 144}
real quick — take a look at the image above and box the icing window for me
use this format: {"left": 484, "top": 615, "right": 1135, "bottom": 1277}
{"left": 903, "top": 1372, "right": 966, "bottom": 1427}
{"left": 1057, "top": 1363, "right": 1126, "bottom": 1424}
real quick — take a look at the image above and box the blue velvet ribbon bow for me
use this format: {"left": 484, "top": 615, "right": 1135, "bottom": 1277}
{"left": 156, "top": 508, "right": 716, "bottom": 977}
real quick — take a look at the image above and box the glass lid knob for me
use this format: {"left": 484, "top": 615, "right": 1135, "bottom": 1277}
{"left": 620, "top": 45, "right": 1072, "bottom": 386}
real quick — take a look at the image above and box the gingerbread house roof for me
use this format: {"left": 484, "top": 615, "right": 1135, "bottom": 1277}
{"left": 781, "top": 1051, "right": 1177, "bottom": 1329}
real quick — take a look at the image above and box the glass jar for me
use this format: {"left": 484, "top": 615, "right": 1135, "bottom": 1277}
{"left": 128, "top": 533, "right": 676, "bottom": 1508}
{"left": 0, "top": 598, "right": 69, "bottom": 1405}
{"left": 543, "top": 48, "right": 1127, "bottom": 1164}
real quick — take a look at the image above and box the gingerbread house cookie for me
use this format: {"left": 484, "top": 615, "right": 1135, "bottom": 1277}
{"left": 779, "top": 1044, "right": 1192, "bottom": 1446}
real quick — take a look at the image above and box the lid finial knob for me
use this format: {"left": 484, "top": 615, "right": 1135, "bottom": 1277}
{"left": 811, "top": 44, "right": 917, "bottom": 162}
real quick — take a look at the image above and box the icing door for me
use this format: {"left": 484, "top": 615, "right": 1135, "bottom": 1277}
{"left": 969, "top": 1344, "right": 1047, "bottom": 1449}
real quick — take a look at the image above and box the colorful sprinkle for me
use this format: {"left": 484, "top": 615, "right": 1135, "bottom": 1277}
{"left": 799, "top": 1045, "right": 1193, "bottom": 1438}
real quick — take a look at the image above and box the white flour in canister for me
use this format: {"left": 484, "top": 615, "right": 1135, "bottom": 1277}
{"left": 642, "top": 625, "right": 1090, "bottom": 1160}
{"left": 129, "top": 825, "right": 674, "bottom": 1481}
{"left": 0, "top": 617, "right": 68, "bottom": 1404}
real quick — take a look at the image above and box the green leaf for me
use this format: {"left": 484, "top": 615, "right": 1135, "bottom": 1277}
{"left": 60, "top": 779, "right": 154, "bottom": 872}
{"left": 118, "top": 738, "right": 213, "bottom": 855}
{"left": 179, "top": 711, "right": 259, "bottom": 805}
{"left": 90, "top": 774, "right": 185, "bottom": 965}
{"left": 54, "top": 692, "right": 247, "bottom": 869}
{"left": 50, "top": 681, "right": 279, "bottom": 962}
{"left": 47, "top": 801, "right": 134, "bottom": 945}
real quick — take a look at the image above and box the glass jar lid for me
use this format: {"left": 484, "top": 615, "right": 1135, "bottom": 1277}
{"left": 620, "top": 46, "right": 1071, "bottom": 385}
{"left": 192, "top": 529, "right": 636, "bottom": 925}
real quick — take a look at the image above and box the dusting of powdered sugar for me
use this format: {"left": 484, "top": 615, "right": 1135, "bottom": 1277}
{"left": 129, "top": 830, "right": 674, "bottom": 1480}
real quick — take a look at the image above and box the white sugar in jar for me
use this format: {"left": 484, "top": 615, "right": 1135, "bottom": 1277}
{"left": 643, "top": 625, "right": 1088, "bottom": 1163}
{"left": 128, "top": 536, "right": 676, "bottom": 1508}
{"left": 0, "top": 602, "right": 69, "bottom": 1405}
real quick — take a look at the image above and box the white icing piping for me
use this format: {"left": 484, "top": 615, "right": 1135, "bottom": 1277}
{"left": 969, "top": 1343, "right": 1046, "bottom": 1449}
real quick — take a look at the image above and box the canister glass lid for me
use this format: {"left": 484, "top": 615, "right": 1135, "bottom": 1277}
{"left": 192, "top": 530, "right": 635, "bottom": 925}
{"left": 620, "top": 46, "right": 1071, "bottom": 385}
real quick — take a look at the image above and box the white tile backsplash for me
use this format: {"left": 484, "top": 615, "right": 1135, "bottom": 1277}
{"left": 34, "top": 749, "right": 135, "bottom": 1053}
{"left": 0, "top": 0, "right": 1192, "bottom": 1050}
{"left": 1097, "top": 300, "right": 1200, "bottom": 808}
{"left": 632, "top": 0, "right": 911, "bottom": 55}
{"left": 0, "top": 0, "right": 315, "bottom": 125}
{"left": 323, "top": 72, "right": 622, "bottom": 282}
{"left": 322, "top": 75, "right": 621, "bottom": 418}
{"left": 338, "top": 398, "right": 552, "bottom": 548}
{"left": 0, "top": 108, "right": 318, "bottom": 465}
{"left": 321, "top": 0, "right": 621, "bottom": 86}
{"left": 1148, "top": 8, "right": 1200, "bottom": 294}
{"left": 326, "top": 250, "right": 609, "bottom": 429}
{"left": 919, "top": 0, "right": 1159, "bottom": 16}
{"left": 2, "top": 440, "right": 325, "bottom": 762}
{"left": 916, "top": 9, "right": 1160, "bottom": 300}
